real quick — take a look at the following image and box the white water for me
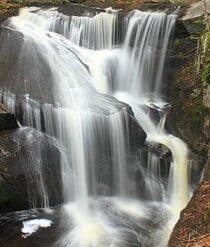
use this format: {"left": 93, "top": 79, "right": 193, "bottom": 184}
{"left": 115, "top": 10, "right": 176, "bottom": 95}
{"left": 82, "top": 9, "right": 188, "bottom": 211}
{"left": 114, "top": 92, "right": 189, "bottom": 210}
{"left": 0, "top": 7, "right": 190, "bottom": 247}
{"left": 21, "top": 219, "right": 52, "bottom": 238}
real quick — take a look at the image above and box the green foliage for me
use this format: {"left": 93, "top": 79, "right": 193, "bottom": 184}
{"left": 194, "top": 16, "right": 204, "bottom": 24}
{"left": 202, "top": 62, "right": 210, "bottom": 85}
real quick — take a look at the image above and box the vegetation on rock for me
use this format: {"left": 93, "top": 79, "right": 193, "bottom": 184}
{"left": 168, "top": 4, "right": 210, "bottom": 246}
{"left": 202, "top": 63, "right": 210, "bottom": 85}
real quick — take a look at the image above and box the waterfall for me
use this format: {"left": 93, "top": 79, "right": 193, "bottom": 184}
{"left": 115, "top": 10, "right": 176, "bottom": 95}
{"left": 0, "top": 7, "right": 191, "bottom": 247}
{"left": 109, "top": 109, "right": 129, "bottom": 197}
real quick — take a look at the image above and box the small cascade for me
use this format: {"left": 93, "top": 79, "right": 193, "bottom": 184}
{"left": 13, "top": 127, "right": 63, "bottom": 208}
{"left": 109, "top": 109, "right": 129, "bottom": 197}
{"left": 69, "top": 10, "right": 118, "bottom": 49}
{"left": 113, "top": 92, "right": 189, "bottom": 210}
{"left": 147, "top": 133, "right": 189, "bottom": 210}
{"left": 0, "top": 6, "right": 193, "bottom": 247}
{"left": 115, "top": 10, "right": 176, "bottom": 95}
{"left": 14, "top": 7, "right": 118, "bottom": 49}
{"left": 14, "top": 127, "right": 50, "bottom": 208}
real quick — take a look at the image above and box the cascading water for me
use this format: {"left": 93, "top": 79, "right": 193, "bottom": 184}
{"left": 0, "top": 6, "right": 192, "bottom": 247}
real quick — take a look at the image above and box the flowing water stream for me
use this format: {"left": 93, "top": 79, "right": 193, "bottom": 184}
{"left": 0, "top": 6, "right": 191, "bottom": 247}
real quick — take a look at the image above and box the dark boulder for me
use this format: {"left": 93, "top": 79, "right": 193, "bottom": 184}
{"left": 0, "top": 128, "right": 63, "bottom": 213}
{"left": 0, "top": 104, "right": 18, "bottom": 130}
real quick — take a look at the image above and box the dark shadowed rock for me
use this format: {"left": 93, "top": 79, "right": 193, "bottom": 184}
{"left": 0, "top": 129, "right": 28, "bottom": 212}
{"left": 0, "top": 128, "right": 63, "bottom": 213}
{"left": 0, "top": 104, "right": 18, "bottom": 130}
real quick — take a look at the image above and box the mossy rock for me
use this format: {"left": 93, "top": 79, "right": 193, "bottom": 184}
{"left": 182, "top": 16, "right": 206, "bottom": 36}
{"left": 201, "top": 32, "right": 210, "bottom": 85}
{"left": 0, "top": 6, "right": 19, "bottom": 23}
{"left": 202, "top": 63, "right": 210, "bottom": 85}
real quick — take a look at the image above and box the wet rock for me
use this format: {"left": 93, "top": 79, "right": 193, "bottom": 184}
{"left": 189, "top": 151, "right": 207, "bottom": 188}
{"left": 127, "top": 108, "right": 147, "bottom": 149}
{"left": 182, "top": 16, "right": 206, "bottom": 36}
{"left": 0, "top": 130, "right": 28, "bottom": 213}
{"left": 166, "top": 8, "right": 209, "bottom": 156}
{"left": 0, "top": 104, "right": 18, "bottom": 130}
{"left": 0, "top": 27, "right": 56, "bottom": 105}
{"left": 0, "top": 128, "right": 63, "bottom": 213}
{"left": 147, "top": 142, "right": 171, "bottom": 183}
{"left": 147, "top": 141, "right": 172, "bottom": 159}
{"left": 0, "top": 207, "right": 60, "bottom": 247}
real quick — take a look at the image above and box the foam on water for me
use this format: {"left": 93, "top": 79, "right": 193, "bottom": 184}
{"left": 114, "top": 198, "right": 147, "bottom": 218}
{"left": 21, "top": 219, "right": 52, "bottom": 237}
{"left": 61, "top": 203, "right": 119, "bottom": 247}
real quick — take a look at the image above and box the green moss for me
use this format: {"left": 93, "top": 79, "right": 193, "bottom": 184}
{"left": 184, "top": 16, "right": 206, "bottom": 36}
{"left": 193, "top": 16, "right": 204, "bottom": 24}
{"left": 202, "top": 63, "right": 210, "bottom": 85}
{"left": 204, "top": 32, "right": 210, "bottom": 44}
{"left": 174, "top": 38, "right": 180, "bottom": 46}
{"left": 0, "top": 3, "right": 7, "bottom": 9}
{"left": 191, "top": 103, "right": 209, "bottom": 134}
{"left": 201, "top": 29, "right": 210, "bottom": 85}
{"left": 201, "top": 31, "right": 210, "bottom": 55}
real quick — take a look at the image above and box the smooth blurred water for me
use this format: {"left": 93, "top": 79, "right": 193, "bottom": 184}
{"left": 0, "top": 7, "right": 190, "bottom": 247}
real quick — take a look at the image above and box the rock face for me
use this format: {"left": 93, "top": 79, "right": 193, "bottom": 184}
{"left": 168, "top": 161, "right": 210, "bottom": 247}
{"left": 0, "top": 127, "right": 64, "bottom": 213}
{"left": 182, "top": 0, "right": 210, "bottom": 21}
{"left": 0, "top": 107, "right": 21, "bottom": 212}
{"left": 167, "top": 1, "right": 210, "bottom": 246}
{"left": 167, "top": 10, "right": 209, "bottom": 157}
{"left": 0, "top": 129, "right": 28, "bottom": 212}
{"left": 0, "top": 106, "right": 64, "bottom": 212}
{"left": 0, "top": 104, "right": 18, "bottom": 130}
